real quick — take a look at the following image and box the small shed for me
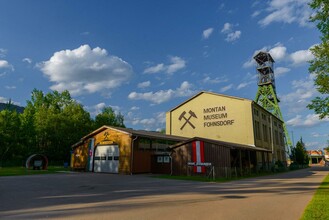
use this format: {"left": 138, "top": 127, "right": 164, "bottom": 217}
{"left": 170, "top": 137, "right": 272, "bottom": 178}
{"left": 307, "top": 150, "right": 325, "bottom": 165}
{"left": 71, "top": 126, "right": 187, "bottom": 174}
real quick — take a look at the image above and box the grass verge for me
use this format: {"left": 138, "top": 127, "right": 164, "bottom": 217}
{"left": 0, "top": 166, "right": 71, "bottom": 176}
{"left": 300, "top": 173, "right": 329, "bottom": 220}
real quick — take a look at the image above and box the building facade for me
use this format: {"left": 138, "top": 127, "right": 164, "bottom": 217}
{"left": 170, "top": 137, "right": 271, "bottom": 178}
{"left": 71, "top": 126, "right": 186, "bottom": 174}
{"left": 166, "top": 91, "right": 286, "bottom": 163}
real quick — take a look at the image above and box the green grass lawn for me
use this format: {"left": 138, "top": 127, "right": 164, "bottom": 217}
{"left": 300, "top": 173, "right": 329, "bottom": 220}
{"left": 0, "top": 166, "right": 71, "bottom": 176}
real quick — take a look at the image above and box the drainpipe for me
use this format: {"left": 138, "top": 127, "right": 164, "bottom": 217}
{"left": 130, "top": 135, "right": 138, "bottom": 175}
{"left": 169, "top": 151, "right": 173, "bottom": 176}
{"left": 270, "top": 115, "right": 274, "bottom": 162}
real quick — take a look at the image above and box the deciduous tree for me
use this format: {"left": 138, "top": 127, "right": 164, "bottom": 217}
{"left": 308, "top": 0, "right": 329, "bottom": 119}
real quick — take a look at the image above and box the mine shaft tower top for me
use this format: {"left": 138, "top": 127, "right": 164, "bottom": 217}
{"left": 253, "top": 51, "right": 293, "bottom": 152}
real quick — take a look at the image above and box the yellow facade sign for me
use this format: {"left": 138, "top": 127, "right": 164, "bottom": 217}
{"left": 166, "top": 92, "right": 254, "bottom": 146}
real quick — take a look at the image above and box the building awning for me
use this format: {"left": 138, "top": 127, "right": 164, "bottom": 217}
{"left": 170, "top": 136, "right": 271, "bottom": 152}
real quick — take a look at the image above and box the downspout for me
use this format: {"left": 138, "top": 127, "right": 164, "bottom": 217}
{"left": 169, "top": 151, "right": 173, "bottom": 176}
{"left": 270, "top": 115, "right": 274, "bottom": 163}
{"left": 130, "top": 135, "right": 138, "bottom": 175}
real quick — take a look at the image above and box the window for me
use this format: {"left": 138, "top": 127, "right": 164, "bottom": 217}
{"left": 263, "top": 124, "right": 268, "bottom": 142}
{"left": 138, "top": 138, "right": 151, "bottom": 150}
{"left": 262, "top": 113, "right": 266, "bottom": 121}
{"left": 279, "top": 132, "right": 284, "bottom": 145}
{"left": 274, "top": 130, "right": 279, "bottom": 145}
{"left": 254, "top": 108, "right": 259, "bottom": 116}
{"left": 269, "top": 127, "right": 272, "bottom": 144}
{"left": 163, "top": 156, "right": 170, "bottom": 163}
{"left": 254, "top": 120, "right": 261, "bottom": 140}
{"left": 157, "top": 156, "right": 163, "bottom": 163}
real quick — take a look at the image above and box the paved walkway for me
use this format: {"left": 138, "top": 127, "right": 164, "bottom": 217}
{"left": 0, "top": 166, "right": 328, "bottom": 219}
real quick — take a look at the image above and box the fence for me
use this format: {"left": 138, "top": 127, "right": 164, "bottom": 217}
{"left": 189, "top": 163, "right": 309, "bottom": 180}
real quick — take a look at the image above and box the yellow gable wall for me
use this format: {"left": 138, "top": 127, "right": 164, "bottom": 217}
{"left": 166, "top": 92, "right": 255, "bottom": 146}
{"left": 93, "top": 128, "right": 132, "bottom": 174}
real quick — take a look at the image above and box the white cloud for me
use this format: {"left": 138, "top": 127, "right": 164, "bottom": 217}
{"left": 290, "top": 49, "right": 314, "bottom": 66}
{"left": 137, "top": 81, "right": 151, "bottom": 89}
{"left": 127, "top": 111, "right": 166, "bottom": 130}
{"left": 0, "top": 97, "right": 8, "bottom": 103}
{"left": 128, "top": 81, "right": 195, "bottom": 104}
{"left": 0, "top": 48, "right": 7, "bottom": 58}
{"left": 144, "top": 63, "right": 165, "bottom": 74}
{"left": 269, "top": 45, "right": 287, "bottom": 61}
{"left": 38, "top": 44, "right": 133, "bottom": 96}
{"left": 221, "top": 23, "right": 232, "bottom": 33}
{"left": 202, "top": 28, "right": 214, "bottom": 39}
{"left": 0, "top": 97, "right": 20, "bottom": 105}
{"left": 85, "top": 102, "right": 122, "bottom": 117}
{"left": 144, "top": 56, "right": 186, "bottom": 74}
{"left": 0, "top": 60, "right": 14, "bottom": 70}
{"left": 226, "top": 31, "right": 241, "bottom": 42}
{"left": 167, "top": 56, "right": 186, "bottom": 74}
{"left": 286, "top": 114, "right": 329, "bottom": 127}
{"left": 236, "top": 81, "right": 254, "bottom": 90}
{"left": 221, "top": 23, "right": 241, "bottom": 42}
{"left": 202, "top": 76, "right": 228, "bottom": 84}
{"left": 22, "top": 58, "right": 32, "bottom": 64}
{"left": 243, "top": 59, "right": 256, "bottom": 69}
{"left": 280, "top": 75, "right": 318, "bottom": 114}
{"left": 311, "top": 132, "right": 328, "bottom": 138}
{"left": 220, "top": 84, "right": 233, "bottom": 92}
{"left": 274, "top": 67, "right": 290, "bottom": 77}
{"left": 130, "top": 106, "right": 140, "bottom": 111}
{"left": 252, "top": 10, "right": 261, "bottom": 17}
{"left": 305, "top": 142, "right": 321, "bottom": 150}
{"left": 5, "top": 86, "right": 16, "bottom": 90}
{"left": 244, "top": 44, "right": 315, "bottom": 70}
{"left": 258, "top": 0, "right": 312, "bottom": 27}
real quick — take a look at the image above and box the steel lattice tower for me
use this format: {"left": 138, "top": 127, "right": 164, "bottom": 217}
{"left": 253, "top": 51, "right": 292, "bottom": 152}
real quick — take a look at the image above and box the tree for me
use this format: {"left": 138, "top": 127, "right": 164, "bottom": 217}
{"left": 21, "top": 89, "right": 93, "bottom": 162}
{"left": 308, "top": 0, "right": 329, "bottom": 119}
{"left": 324, "top": 141, "right": 329, "bottom": 151}
{"left": 0, "top": 108, "right": 21, "bottom": 166}
{"left": 94, "top": 107, "right": 125, "bottom": 129}
{"left": 290, "top": 138, "right": 309, "bottom": 165}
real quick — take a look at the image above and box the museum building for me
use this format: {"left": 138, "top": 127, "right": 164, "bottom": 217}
{"left": 71, "top": 91, "right": 286, "bottom": 177}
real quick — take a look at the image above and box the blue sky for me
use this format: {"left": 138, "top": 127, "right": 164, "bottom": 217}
{"left": 0, "top": 0, "right": 328, "bottom": 150}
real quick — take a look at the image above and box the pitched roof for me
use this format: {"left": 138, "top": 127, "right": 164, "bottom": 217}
{"left": 307, "top": 150, "right": 324, "bottom": 156}
{"left": 72, "top": 125, "right": 188, "bottom": 148}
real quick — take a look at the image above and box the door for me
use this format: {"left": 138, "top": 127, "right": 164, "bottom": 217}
{"left": 94, "top": 145, "right": 119, "bottom": 173}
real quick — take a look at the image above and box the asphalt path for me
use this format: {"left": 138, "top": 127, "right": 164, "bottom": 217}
{"left": 0, "top": 166, "right": 328, "bottom": 220}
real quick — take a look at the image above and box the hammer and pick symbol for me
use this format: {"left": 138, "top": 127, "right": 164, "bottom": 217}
{"left": 179, "top": 110, "right": 197, "bottom": 130}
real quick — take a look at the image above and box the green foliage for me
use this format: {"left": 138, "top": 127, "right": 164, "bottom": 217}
{"left": 290, "top": 138, "right": 309, "bottom": 165}
{"left": 0, "top": 89, "right": 126, "bottom": 166}
{"left": 94, "top": 107, "right": 125, "bottom": 129}
{"left": 0, "top": 108, "right": 22, "bottom": 166}
{"left": 308, "top": 0, "right": 329, "bottom": 119}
